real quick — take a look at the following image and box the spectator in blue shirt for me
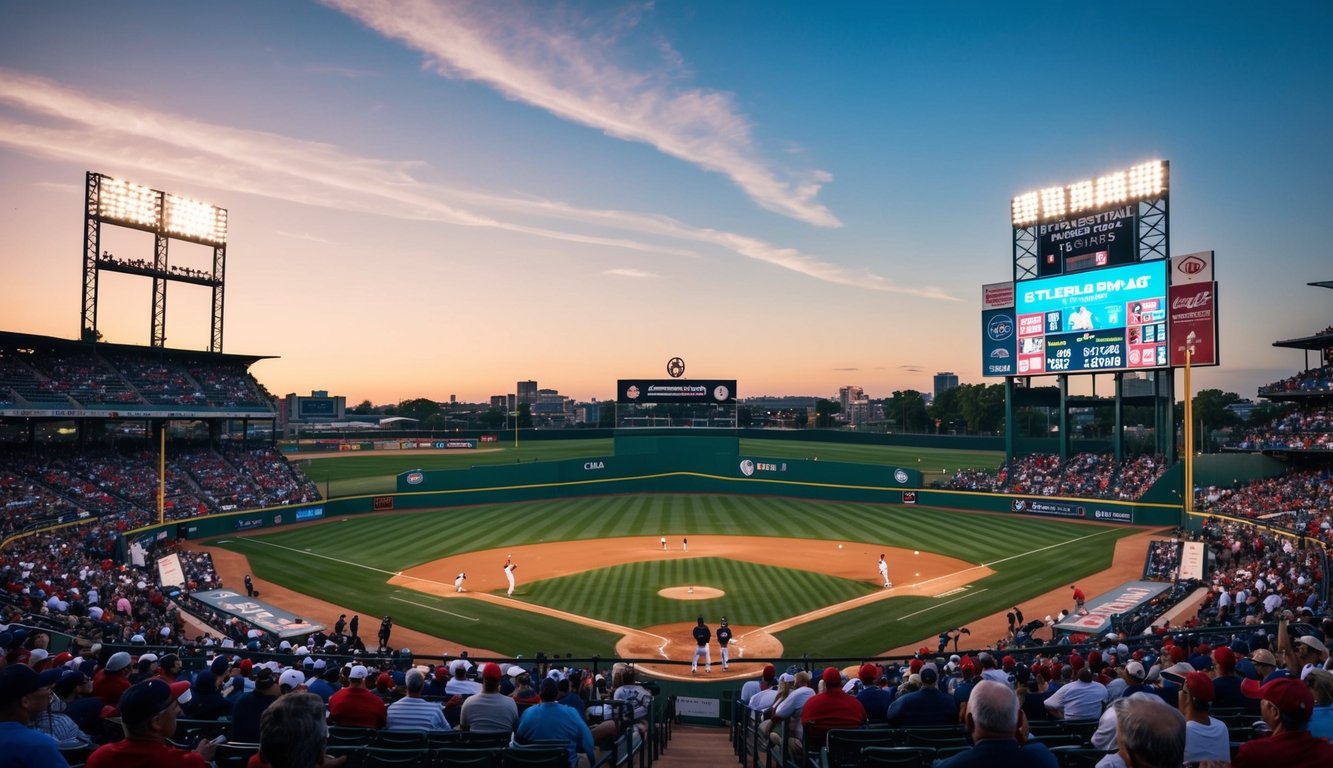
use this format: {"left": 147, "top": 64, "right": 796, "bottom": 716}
{"left": 516, "top": 678, "right": 596, "bottom": 768}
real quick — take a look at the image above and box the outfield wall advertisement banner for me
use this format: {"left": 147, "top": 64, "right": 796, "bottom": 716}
{"left": 192, "top": 589, "right": 326, "bottom": 639}
{"left": 617, "top": 379, "right": 737, "bottom": 404}
{"left": 1054, "top": 580, "right": 1170, "bottom": 635}
{"left": 1010, "top": 497, "right": 1136, "bottom": 523}
{"left": 1015, "top": 260, "right": 1170, "bottom": 375}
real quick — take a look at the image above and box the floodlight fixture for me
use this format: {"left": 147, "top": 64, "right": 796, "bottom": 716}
{"left": 98, "top": 177, "right": 160, "bottom": 228}
{"left": 1011, "top": 159, "right": 1168, "bottom": 226}
{"left": 165, "top": 194, "right": 228, "bottom": 244}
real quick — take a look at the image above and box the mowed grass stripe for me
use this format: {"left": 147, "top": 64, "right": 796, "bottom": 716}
{"left": 519, "top": 559, "right": 875, "bottom": 627}
{"left": 223, "top": 495, "right": 1140, "bottom": 656}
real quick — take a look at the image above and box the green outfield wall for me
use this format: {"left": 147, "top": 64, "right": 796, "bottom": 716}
{"left": 123, "top": 447, "right": 1179, "bottom": 556}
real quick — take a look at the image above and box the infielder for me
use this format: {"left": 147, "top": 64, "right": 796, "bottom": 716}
{"left": 690, "top": 616, "right": 711, "bottom": 673}
{"left": 660, "top": 536, "right": 666, "bottom": 551}
{"left": 878, "top": 554, "right": 892, "bottom": 588}
{"left": 716, "top": 616, "right": 733, "bottom": 671}
{"left": 504, "top": 560, "right": 518, "bottom": 596}
{"left": 454, "top": 572, "right": 466, "bottom": 592}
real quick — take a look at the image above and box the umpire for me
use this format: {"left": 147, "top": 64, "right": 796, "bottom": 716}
{"left": 690, "top": 617, "right": 712, "bottom": 674}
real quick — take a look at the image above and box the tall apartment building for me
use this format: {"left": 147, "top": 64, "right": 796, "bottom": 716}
{"left": 516, "top": 380, "right": 538, "bottom": 405}
{"left": 933, "top": 372, "right": 959, "bottom": 401}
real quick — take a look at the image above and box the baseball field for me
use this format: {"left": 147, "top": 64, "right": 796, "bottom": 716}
{"left": 203, "top": 439, "right": 1152, "bottom": 675}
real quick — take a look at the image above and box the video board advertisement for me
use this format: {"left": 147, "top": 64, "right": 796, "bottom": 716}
{"left": 1037, "top": 203, "right": 1137, "bottom": 277}
{"left": 981, "top": 308, "right": 1016, "bottom": 377}
{"left": 617, "top": 379, "right": 737, "bottom": 404}
{"left": 1015, "top": 260, "right": 1169, "bottom": 375}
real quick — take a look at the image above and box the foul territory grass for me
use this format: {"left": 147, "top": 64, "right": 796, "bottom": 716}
{"left": 298, "top": 438, "right": 1001, "bottom": 497}
{"left": 214, "top": 494, "right": 1140, "bottom": 658}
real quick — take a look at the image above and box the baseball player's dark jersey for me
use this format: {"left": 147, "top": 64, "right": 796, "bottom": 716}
{"left": 692, "top": 624, "right": 711, "bottom": 646}
{"left": 717, "top": 626, "right": 733, "bottom": 646}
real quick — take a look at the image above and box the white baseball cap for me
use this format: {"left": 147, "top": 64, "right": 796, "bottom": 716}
{"left": 279, "top": 669, "right": 305, "bottom": 688}
{"left": 348, "top": 665, "right": 369, "bottom": 680}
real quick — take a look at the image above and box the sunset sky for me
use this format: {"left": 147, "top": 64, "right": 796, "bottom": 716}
{"left": 2, "top": 2, "right": 1330, "bottom": 404}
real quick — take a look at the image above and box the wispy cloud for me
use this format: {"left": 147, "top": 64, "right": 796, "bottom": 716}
{"left": 276, "top": 230, "right": 337, "bottom": 245}
{"left": 0, "top": 70, "right": 954, "bottom": 301}
{"left": 322, "top": 0, "right": 841, "bottom": 228}
{"left": 603, "top": 268, "right": 658, "bottom": 279}
{"left": 831, "top": 367, "right": 860, "bottom": 371}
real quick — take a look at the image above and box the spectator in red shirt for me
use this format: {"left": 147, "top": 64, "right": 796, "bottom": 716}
{"left": 91, "top": 652, "right": 132, "bottom": 706}
{"left": 801, "top": 667, "right": 867, "bottom": 753}
{"left": 86, "top": 678, "right": 216, "bottom": 768}
{"left": 1234, "top": 677, "right": 1333, "bottom": 767}
{"left": 328, "top": 665, "right": 386, "bottom": 729}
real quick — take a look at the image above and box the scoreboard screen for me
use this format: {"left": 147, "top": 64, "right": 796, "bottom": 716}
{"left": 1014, "top": 260, "right": 1169, "bottom": 375}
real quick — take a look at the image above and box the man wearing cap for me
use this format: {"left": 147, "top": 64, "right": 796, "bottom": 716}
{"left": 748, "top": 666, "right": 781, "bottom": 714}
{"left": 232, "top": 667, "right": 281, "bottom": 743}
{"left": 690, "top": 616, "right": 712, "bottom": 674}
{"left": 387, "top": 669, "right": 450, "bottom": 732}
{"left": 307, "top": 664, "right": 341, "bottom": 704}
{"left": 801, "top": 667, "right": 867, "bottom": 753}
{"left": 886, "top": 663, "right": 956, "bottom": 726}
{"left": 516, "top": 677, "right": 596, "bottom": 768}
{"left": 445, "top": 659, "right": 481, "bottom": 695}
{"left": 92, "top": 650, "right": 133, "bottom": 706}
{"left": 460, "top": 662, "right": 519, "bottom": 735}
{"left": 328, "top": 664, "right": 387, "bottom": 729}
{"left": 1174, "top": 671, "right": 1229, "bottom": 764}
{"left": 0, "top": 664, "right": 66, "bottom": 765}
{"left": 716, "top": 617, "right": 733, "bottom": 671}
{"left": 855, "top": 663, "right": 893, "bottom": 724}
{"left": 611, "top": 665, "right": 653, "bottom": 735}
{"left": 86, "top": 678, "right": 217, "bottom": 767}
{"left": 1234, "top": 676, "right": 1333, "bottom": 765}
{"left": 938, "top": 680, "right": 1057, "bottom": 768}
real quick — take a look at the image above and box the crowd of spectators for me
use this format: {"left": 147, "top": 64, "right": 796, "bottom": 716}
{"left": 1259, "top": 362, "right": 1333, "bottom": 396}
{"left": 0, "top": 344, "right": 272, "bottom": 411}
{"left": 1144, "top": 540, "right": 1183, "bottom": 582}
{"left": 0, "top": 444, "right": 319, "bottom": 536}
{"left": 943, "top": 453, "right": 1168, "bottom": 501}
{"left": 1195, "top": 468, "right": 1333, "bottom": 548}
{"left": 1228, "top": 404, "right": 1333, "bottom": 451}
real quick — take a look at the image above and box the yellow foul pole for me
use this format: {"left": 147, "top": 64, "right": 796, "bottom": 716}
{"left": 158, "top": 426, "right": 166, "bottom": 526}
{"left": 1183, "top": 346, "right": 1193, "bottom": 525}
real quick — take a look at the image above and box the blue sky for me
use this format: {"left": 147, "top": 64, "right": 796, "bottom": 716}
{"left": 1, "top": 1, "right": 1329, "bottom": 403}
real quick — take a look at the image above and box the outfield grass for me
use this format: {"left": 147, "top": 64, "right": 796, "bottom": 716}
{"left": 298, "top": 438, "right": 1002, "bottom": 497}
{"left": 215, "top": 494, "right": 1137, "bottom": 658}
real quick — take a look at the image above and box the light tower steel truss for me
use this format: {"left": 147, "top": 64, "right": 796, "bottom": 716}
{"left": 79, "top": 171, "right": 228, "bottom": 351}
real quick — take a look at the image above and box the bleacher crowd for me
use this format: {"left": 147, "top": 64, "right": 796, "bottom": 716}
{"left": 944, "top": 453, "right": 1168, "bottom": 501}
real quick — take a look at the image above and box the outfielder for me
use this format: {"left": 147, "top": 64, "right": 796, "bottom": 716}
{"left": 690, "top": 616, "right": 711, "bottom": 673}
{"left": 878, "top": 554, "right": 892, "bottom": 588}
{"left": 504, "top": 560, "right": 518, "bottom": 596}
{"left": 716, "top": 616, "right": 733, "bottom": 671}
{"left": 454, "top": 572, "right": 466, "bottom": 592}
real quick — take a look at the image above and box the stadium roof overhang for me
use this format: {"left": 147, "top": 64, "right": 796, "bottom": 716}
{"left": 0, "top": 329, "right": 276, "bottom": 366}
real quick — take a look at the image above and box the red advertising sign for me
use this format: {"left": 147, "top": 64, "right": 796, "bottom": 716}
{"left": 1168, "top": 282, "right": 1218, "bottom": 367}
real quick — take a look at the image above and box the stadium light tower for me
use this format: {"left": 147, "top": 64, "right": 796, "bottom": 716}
{"left": 81, "top": 171, "right": 229, "bottom": 351}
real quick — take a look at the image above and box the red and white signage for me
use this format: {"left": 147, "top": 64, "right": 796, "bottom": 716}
{"left": 1171, "top": 251, "right": 1213, "bottom": 285}
{"left": 982, "top": 281, "right": 1015, "bottom": 310}
{"left": 1168, "top": 281, "right": 1218, "bottom": 366}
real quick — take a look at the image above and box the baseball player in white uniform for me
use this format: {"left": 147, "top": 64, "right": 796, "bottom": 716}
{"left": 878, "top": 554, "right": 892, "bottom": 588}
{"left": 454, "top": 572, "right": 466, "bottom": 592}
{"left": 504, "top": 560, "right": 517, "bottom": 596}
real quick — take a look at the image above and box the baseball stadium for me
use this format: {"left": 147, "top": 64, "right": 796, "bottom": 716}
{"left": 1, "top": 165, "right": 1331, "bottom": 768}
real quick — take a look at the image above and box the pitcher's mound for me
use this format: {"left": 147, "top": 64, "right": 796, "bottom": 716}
{"left": 658, "top": 586, "right": 724, "bottom": 600}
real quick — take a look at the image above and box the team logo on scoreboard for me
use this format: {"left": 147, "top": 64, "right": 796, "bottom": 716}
{"left": 739, "top": 459, "right": 755, "bottom": 477}
{"left": 666, "top": 357, "right": 686, "bottom": 378}
{"left": 406, "top": 472, "right": 424, "bottom": 485}
{"left": 987, "top": 316, "right": 1013, "bottom": 341}
{"left": 894, "top": 469, "right": 909, "bottom": 484}
{"left": 1176, "top": 255, "right": 1207, "bottom": 275}
{"left": 625, "top": 385, "right": 640, "bottom": 400}
{"left": 713, "top": 385, "right": 730, "bottom": 401}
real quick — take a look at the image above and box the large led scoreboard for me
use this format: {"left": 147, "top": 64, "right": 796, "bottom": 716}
{"left": 1014, "top": 261, "right": 1168, "bottom": 375}
{"left": 982, "top": 160, "right": 1218, "bottom": 378}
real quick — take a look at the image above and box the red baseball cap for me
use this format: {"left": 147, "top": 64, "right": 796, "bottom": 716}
{"left": 858, "top": 663, "right": 879, "bottom": 683}
{"left": 1182, "top": 672, "right": 1214, "bottom": 702}
{"left": 821, "top": 667, "right": 842, "bottom": 688}
{"left": 481, "top": 662, "right": 503, "bottom": 681}
{"left": 1241, "top": 676, "right": 1313, "bottom": 719}
{"left": 1211, "top": 647, "right": 1236, "bottom": 672}
{"left": 1002, "top": 655, "right": 1015, "bottom": 670}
